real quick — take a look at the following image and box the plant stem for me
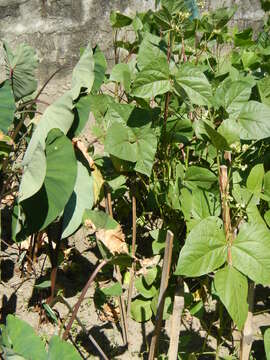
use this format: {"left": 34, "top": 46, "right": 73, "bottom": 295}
{"left": 127, "top": 193, "right": 136, "bottom": 318}
{"left": 148, "top": 230, "right": 174, "bottom": 360}
{"left": 62, "top": 259, "right": 108, "bottom": 340}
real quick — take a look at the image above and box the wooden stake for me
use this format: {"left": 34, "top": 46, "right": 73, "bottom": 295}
{"left": 148, "top": 230, "right": 174, "bottom": 360}
{"left": 127, "top": 194, "right": 136, "bottom": 318}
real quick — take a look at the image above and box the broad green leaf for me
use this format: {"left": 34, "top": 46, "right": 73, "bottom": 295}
{"left": 135, "top": 276, "right": 157, "bottom": 299}
{"left": 23, "top": 90, "right": 74, "bottom": 164}
{"left": 19, "top": 142, "right": 46, "bottom": 202}
{"left": 137, "top": 32, "right": 167, "bottom": 70}
{"left": 241, "top": 50, "right": 260, "bottom": 70}
{"left": 71, "top": 44, "right": 95, "bottom": 100}
{"left": 180, "top": 187, "right": 193, "bottom": 221}
{"left": 174, "top": 63, "right": 212, "bottom": 106}
{"left": 215, "top": 80, "right": 251, "bottom": 118}
{"left": 83, "top": 209, "right": 118, "bottom": 230}
{"left": 131, "top": 57, "right": 171, "bottom": 99}
{"left": 184, "top": 166, "right": 217, "bottom": 190}
{"left": 110, "top": 63, "right": 131, "bottom": 92}
{"left": 71, "top": 94, "right": 91, "bottom": 137}
{"left": 144, "top": 267, "right": 158, "bottom": 286}
{"left": 264, "top": 328, "right": 270, "bottom": 360}
{"left": 214, "top": 266, "right": 248, "bottom": 330}
{"left": 150, "top": 229, "right": 167, "bottom": 254}
{"left": 22, "top": 129, "right": 77, "bottom": 233}
{"left": 0, "top": 80, "right": 16, "bottom": 133}
{"left": 247, "top": 164, "right": 264, "bottom": 194}
{"left": 3, "top": 315, "right": 47, "bottom": 360}
{"left": 110, "top": 10, "right": 132, "bottom": 28}
{"left": 131, "top": 297, "right": 152, "bottom": 322}
{"left": 217, "top": 118, "right": 241, "bottom": 145}
{"left": 237, "top": 101, "right": 270, "bottom": 140}
{"left": 191, "top": 188, "right": 221, "bottom": 220}
{"left": 151, "top": 294, "right": 172, "bottom": 320}
{"left": 3, "top": 42, "right": 38, "bottom": 101}
{"left": 48, "top": 335, "right": 81, "bottom": 360}
{"left": 246, "top": 204, "right": 265, "bottom": 225}
{"left": 264, "top": 171, "right": 270, "bottom": 198}
{"left": 62, "top": 161, "right": 94, "bottom": 238}
{"left": 175, "top": 217, "right": 227, "bottom": 277}
{"left": 258, "top": 76, "right": 270, "bottom": 107}
{"left": 104, "top": 104, "right": 158, "bottom": 177}
{"left": 92, "top": 45, "right": 107, "bottom": 93}
{"left": 232, "top": 223, "right": 270, "bottom": 285}
{"left": 204, "top": 121, "right": 230, "bottom": 150}
{"left": 100, "top": 282, "right": 122, "bottom": 297}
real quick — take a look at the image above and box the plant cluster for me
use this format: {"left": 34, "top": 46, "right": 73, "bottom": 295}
{"left": 2, "top": 0, "right": 270, "bottom": 358}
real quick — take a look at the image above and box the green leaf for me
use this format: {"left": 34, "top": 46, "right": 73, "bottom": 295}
{"left": 203, "top": 121, "right": 230, "bottom": 150}
{"left": 0, "top": 80, "right": 16, "bottom": 133}
{"left": 131, "top": 57, "right": 171, "bottom": 99}
{"left": 150, "top": 229, "right": 167, "bottom": 254}
{"left": 83, "top": 209, "right": 118, "bottom": 230}
{"left": 237, "top": 101, "right": 270, "bottom": 140}
{"left": 3, "top": 42, "right": 38, "bottom": 101}
{"left": 48, "top": 335, "right": 81, "bottom": 360}
{"left": 71, "top": 44, "right": 95, "bottom": 100}
{"left": 3, "top": 315, "right": 47, "bottom": 360}
{"left": 241, "top": 50, "right": 260, "bottom": 70}
{"left": 247, "top": 164, "right": 264, "bottom": 194}
{"left": 92, "top": 45, "right": 107, "bottom": 93}
{"left": 264, "top": 328, "right": 270, "bottom": 360}
{"left": 22, "top": 129, "right": 77, "bottom": 233}
{"left": 110, "top": 10, "right": 132, "bottom": 28}
{"left": 104, "top": 104, "right": 158, "bottom": 177}
{"left": 191, "top": 188, "right": 221, "bottom": 220}
{"left": 144, "top": 267, "right": 158, "bottom": 286}
{"left": 137, "top": 32, "right": 167, "bottom": 70}
{"left": 43, "top": 303, "right": 58, "bottom": 324}
{"left": 23, "top": 90, "right": 74, "bottom": 164}
{"left": 135, "top": 276, "right": 157, "bottom": 299}
{"left": 232, "top": 223, "right": 270, "bottom": 285}
{"left": 174, "top": 63, "right": 212, "bottom": 106}
{"left": 184, "top": 166, "right": 217, "bottom": 190}
{"left": 19, "top": 142, "right": 46, "bottom": 202}
{"left": 151, "top": 294, "right": 172, "bottom": 320}
{"left": 264, "top": 171, "right": 270, "bottom": 199}
{"left": 110, "top": 63, "right": 131, "bottom": 92}
{"left": 100, "top": 282, "right": 122, "bottom": 297}
{"left": 62, "top": 161, "right": 94, "bottom": 238}
{"left": 214, "top": 266, "right": 248, "bottom": 330}
{"left": 217, "top": 118, "right": 241, "bottom": 145}
{"left": 34, "top": 280, "right": 51, "bottom": 289}
{"left": 71, "top": 94, "right": 91, "bottom": 137}
{"left": 258, "top": 76, "right": 270, "bottom": 107}
{"left": 175, "top": 217, "right": 227, "bottom": 277}
{"left": 131, "top": 297, "right": 152, "bottom": 322}
{"left": 265, "top": 210, "right": 270, "bottom": 227}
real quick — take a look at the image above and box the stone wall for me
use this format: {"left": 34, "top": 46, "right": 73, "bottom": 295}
{"left": 0, "top": 0, "right": 266, "bottom": 88}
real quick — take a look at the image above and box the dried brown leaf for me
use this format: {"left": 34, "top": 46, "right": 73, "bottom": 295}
{"left": 96, "top": 225, "right": 128, "bottom": 255}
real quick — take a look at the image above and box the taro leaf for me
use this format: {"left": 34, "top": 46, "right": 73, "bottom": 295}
{"left": 0, "top": 80, "right": 16, "bottom": 133}
{"left": 23, "top": 90, "right": 74, "bottom": 164}
{"left": 214, "top": 266, "right": 248, "bottom": 330}
{"left": 110, "top": 63, "right": 131, "bottom": 92}
{"left": 70, "top": 94, "right": 91, "bottom": 137}
{"left": 22, "top": 129, "right": 77, "bottom": 233}
{"left": 258, "top": 76, "right": 270, "bottom": 107}
{"left": 264, "top": 328, "right": 270, "bottom": 360}
{"left": 137, "top": 32, "right": 167, "bottom": 70}
{"left": 3, "top": 42, "right": 38, "bottom": 101}
{"left": 3, "top": 314, "right": 47, "bottom": 360}
{"left": 232, "top": 223, "right": 270, "bottom": 285}
{"left": 150, "top": 229, "right": 167, "bottom": 255}
{"left": 135, "top": 276, "right": 158, "bottom": 299}
{"left": 48, "top": 335, "right": 81, "bottom": 360}
{"left": 62, "top": 161, "right": 94, "bottom": 238}
{"left": 184, "top": 166, "right": 217, "bottom": 190}
{"left": 71, "top": 44, "right": 95, "bottom": 101}
{"left": 237, "top": 101, "right": 270, "bottom": 140}
{"left": 104, "top": 104, "right": 158, "bottom": 177}
{"left": 131, "top": 297, "right": 152, "bottom": 322}
{"left": 174, "top": 63, "right": 212, "bottom": 106}
{"left": 92, "top": 45, "right": 107, "bottom": 93}
{"left": 175, "top": 217, "right": 227, "bottom": 277}
{"left": 110, "top": 10, "right": 132, "bottom": 28}
{"left": 131, "top": 57, "right": 171, "bottom": 99}
{"left": 246, "top": 164, "right": 264, "bottom": 194}
{"left": 19, "top": 142, "right": 46, "bottom": 202}
{"left": 203, "top": 121, "right": 230, "bottom": 151}
{"left": 100, "top": 282, "right": 122, "bottom": 297}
